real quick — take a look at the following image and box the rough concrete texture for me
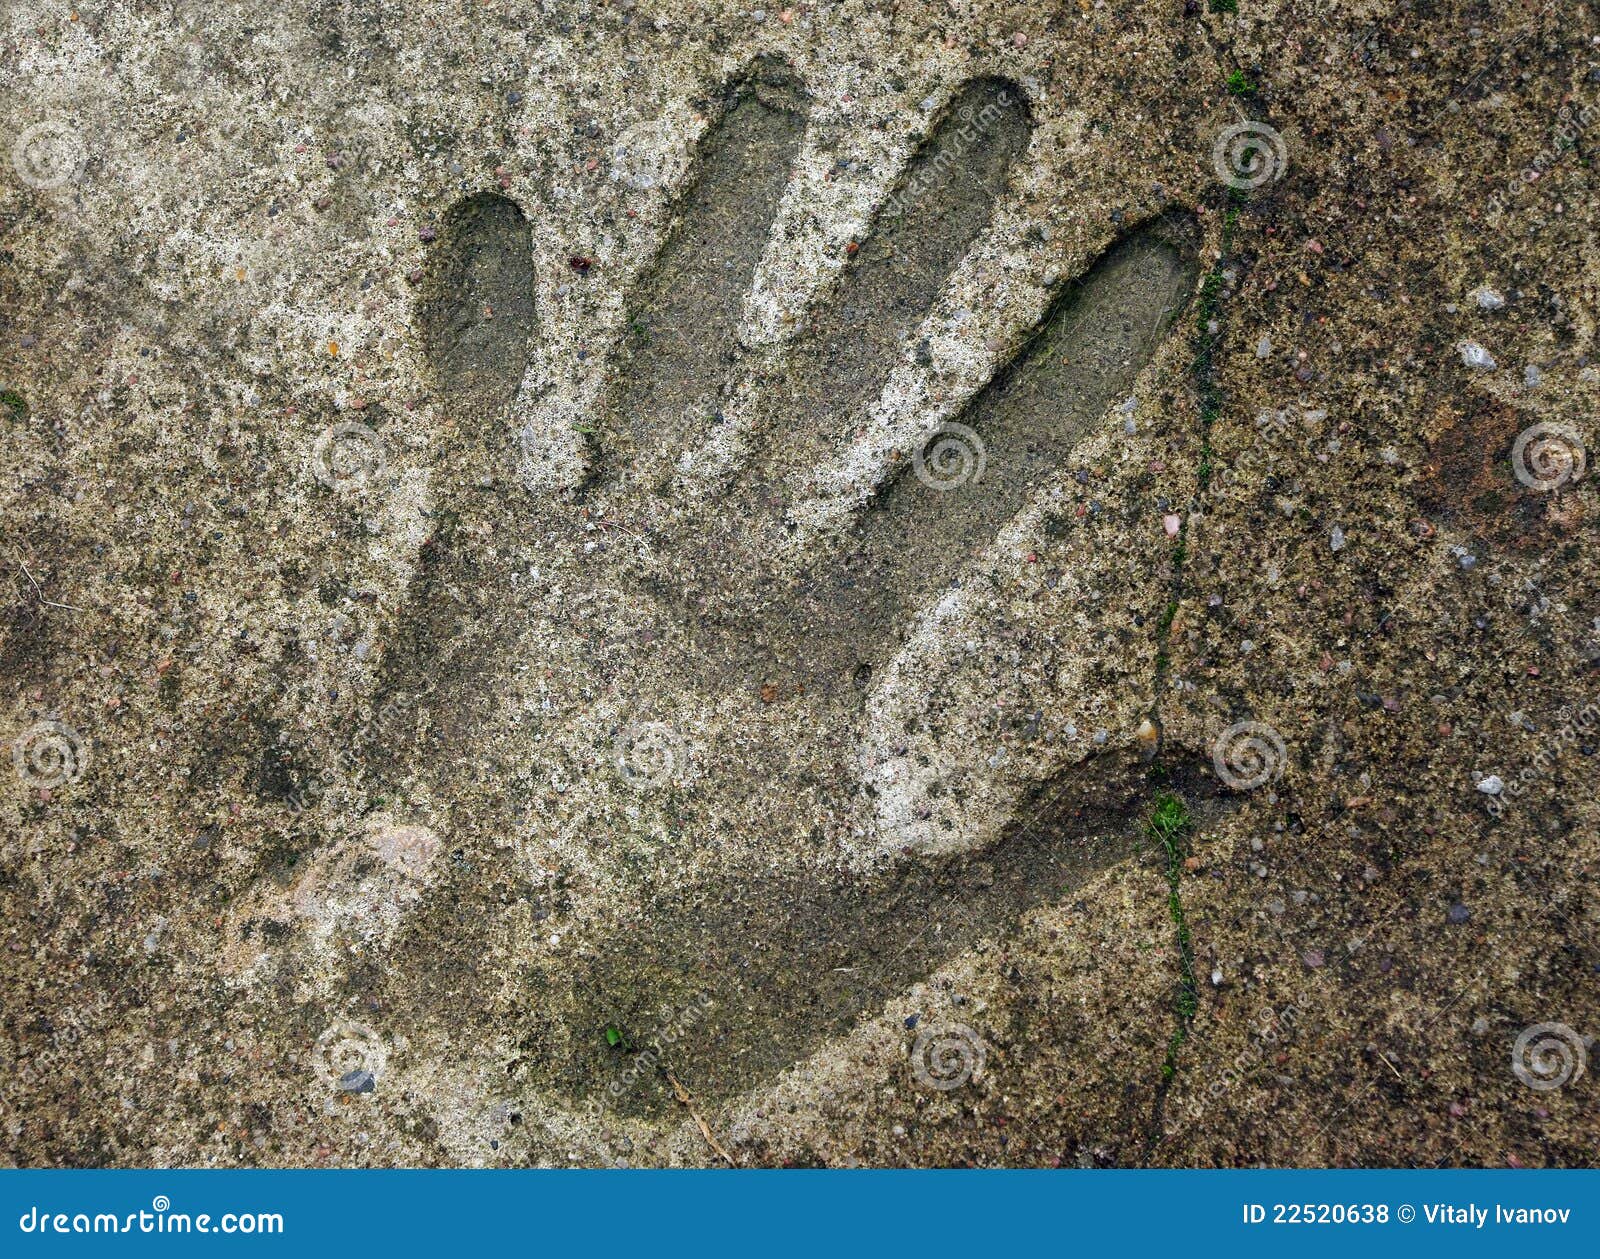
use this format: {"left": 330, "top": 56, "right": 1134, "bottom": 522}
{"left": 1, "top": 0, "right": 1597, "bottom": 1167}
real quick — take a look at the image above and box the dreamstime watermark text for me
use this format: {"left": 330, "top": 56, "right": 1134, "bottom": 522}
{"left": 17, "top": 1195, "right": 284, "bottom": 1236}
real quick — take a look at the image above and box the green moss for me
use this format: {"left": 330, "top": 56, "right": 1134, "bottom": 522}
{"left": 1208, "top": 0, "right": 1239, "bottom": 12}
{"left": 1156, "top": 190, "right": 1239, "bottom": 690}
{"left": 1225, "top": 69, "right": 1258, "bottom": 98}
{"left": 1148, "top": 791, "right": 1192, "bottom": 849}
{"left": 0, "top": 389, "right": 27, "bottom": 422}
{"left": 1147, "top": 791, "right": 1198, "bottom": 1078}
{"left": 1149, "top": 187, "right": 1245, "bottom": 1074}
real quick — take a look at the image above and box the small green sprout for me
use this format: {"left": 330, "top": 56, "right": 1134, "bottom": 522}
{"left": 1225, "top": 69, "right": 1258, "bottom": 98}
{"left": 1146, "top": 791, "right": 1193, "bottom": 855}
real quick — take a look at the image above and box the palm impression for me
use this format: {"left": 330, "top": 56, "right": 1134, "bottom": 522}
{"left": 230, "top": 61, "right": 1200, "bottom": 1121}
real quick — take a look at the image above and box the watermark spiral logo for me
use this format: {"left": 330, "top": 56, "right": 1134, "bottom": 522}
{"left": 909, "top": 1024, "right": 986, "bottom": 1091}
{"left": 1512, "top": 1022, "right": 1587, "bottom": 1092}
{"left": 1511, "top": 423, "right": 1587, "bottom": 492}
{"left": 312, "top": 1019, "right": 388, "bottom": 1092}
{"left": 1211, "top": 121, "right": 1289, "bottom": 191}
{"left": 311, "top": 421, "right": 386, "bottom": 489}
{"left": 615, "top": 721, "right": 687, "bottom": 790}
{"left": 913, "top": 421, "right": 986, "bottom": 491}
{"left": 12, "top": 119, "right": 87, "bottom": 190}
{"left": 151, "top": 1195, "right": 171, "bottom": 1213}
{"left": 12, "top": 720, "right": 89, "bottom": 789}
{"left": 1211, "top": 720, "right": 1286, "bottom": 791}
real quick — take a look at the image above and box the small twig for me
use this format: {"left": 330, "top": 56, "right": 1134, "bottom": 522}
{"left": 665, "top": 1070, "right": 734, "bottom": 1165}
{"left": 17, "top": 561, "right": 84, "bottom": 612}
{"left": 1376, "top": 1050, "right": 1405, "bottom": 1082}
{"left": 595, "top": 517, "right": 650, "bottom": 548}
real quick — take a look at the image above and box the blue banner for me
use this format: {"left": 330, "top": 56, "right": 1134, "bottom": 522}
{"left": 2, "top": 1170, "right": 1596, "bottom": 1256}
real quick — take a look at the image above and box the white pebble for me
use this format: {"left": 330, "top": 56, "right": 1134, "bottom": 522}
{"left": 1457, "top": 340, "right": 1497, "bottom": 370}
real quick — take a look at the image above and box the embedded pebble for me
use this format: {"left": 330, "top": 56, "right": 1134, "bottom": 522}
{"left": 1457, "top": 341, "right": 1496, "bottom": 370}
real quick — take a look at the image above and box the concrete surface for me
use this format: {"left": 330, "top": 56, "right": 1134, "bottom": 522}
{"left": 1, "top": 0, "right": 1597, "bottom": 1167}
